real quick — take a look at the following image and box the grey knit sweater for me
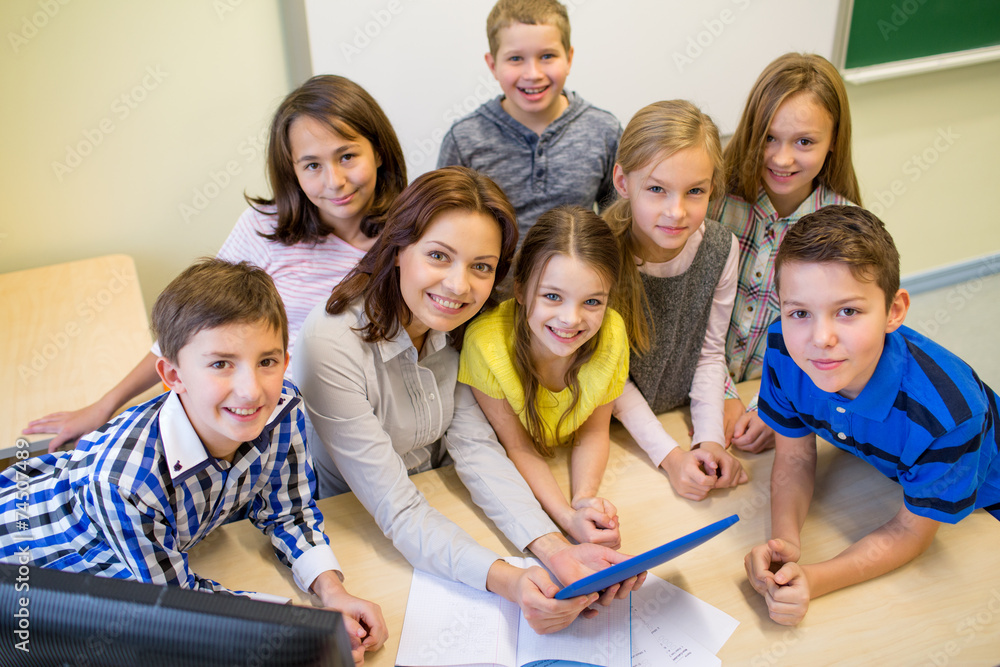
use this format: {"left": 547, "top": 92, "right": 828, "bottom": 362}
{"left": 437, "top": 91, "right": 621, "bottom": 238}
{"left": 629, "top": 219, "right": 732, "bottom": 414}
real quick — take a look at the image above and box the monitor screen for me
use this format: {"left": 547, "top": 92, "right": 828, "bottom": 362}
{"left": 0, "top": 563, "right": 354, "bottom": 666}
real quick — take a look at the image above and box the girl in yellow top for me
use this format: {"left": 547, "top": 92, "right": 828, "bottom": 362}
{"left": 459, "top": 205, "right": 628, "bottom": 549}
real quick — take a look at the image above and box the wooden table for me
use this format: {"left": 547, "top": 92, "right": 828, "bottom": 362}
{"left": 0, "top": 255, "right": 157, "bottom": 457}
{"left": 189, "top": 382, "right": 1000, "bottom": 665}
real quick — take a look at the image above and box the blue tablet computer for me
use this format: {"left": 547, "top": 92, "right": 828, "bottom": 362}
{"left": 554, "top": 514, "right": 740, "bottom": 600}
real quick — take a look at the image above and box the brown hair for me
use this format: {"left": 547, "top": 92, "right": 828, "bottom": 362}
{"left": 723, "top": 53, "right": 861, "bottom": 206}
{"left": 775, "top": 205, "right": 899, "bottom": 309}
{"left": 152, "top": 258, "right": 288, "bottom": 362}
{"left": 327, "top": 166, "right": 518, "bottom": 348}
{"left": 247, "top": 75, "right": 407, "bottom": 245}
{"left": 486, "top": 0, "right": 571, "bottom": 57}
{"left": 512, "top": 205, "right": 621, "bottom": 455}
{"left": 604, "top": 100, "right": 724, "bottom": 354}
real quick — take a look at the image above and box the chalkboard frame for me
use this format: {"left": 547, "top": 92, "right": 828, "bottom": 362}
{"left": 835, "top": 0, "right": 1000, "bottom": 84}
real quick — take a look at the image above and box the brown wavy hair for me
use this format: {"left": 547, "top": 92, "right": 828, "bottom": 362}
{"left": 723, "top": 53, "right": 861, "bottom": 206}
{"left": 327, "top": 166, "right": 518, "bottom": 349}
{"left": 603, "top": 100, "right": 724, "bottom": 355}
{"left": 512, "top": 205, "right": 621, "bottom": 456}
{"left": 247, "top": 75, "right": 407, "bottom": 245}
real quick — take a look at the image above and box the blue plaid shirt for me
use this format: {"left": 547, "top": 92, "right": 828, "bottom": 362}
{"left": 0, "top": 380, "right": 339, "bottom": 596}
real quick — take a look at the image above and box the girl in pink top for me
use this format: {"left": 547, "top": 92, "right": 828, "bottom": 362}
{"left": 605, "top": 100, "right": 747, "bottom": 500}
{"left": 26, "top": 75, "right": 407, "bottom": 451}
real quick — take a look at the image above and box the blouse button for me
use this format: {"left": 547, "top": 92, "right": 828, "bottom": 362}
{"left": 836, "top": 407, "right": 846, "bottom": 413}
{"left": 837, "top": 432, "right": 847, "bottom": 440}
{"left": 428, "top": 393, "right": 436, "bottom": 401}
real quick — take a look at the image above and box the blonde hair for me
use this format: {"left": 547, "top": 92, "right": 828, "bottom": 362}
{"left": 512, "top": 206, "right": 620, "bottom": 456}
{"left": 486, "top": 0, "right": 570, "bottom": 57}
{"left": 724, "top": 52, "right": 861, "bottom": 206}
{"left": 603, "top": 100, "right": 724, "bottom": 354}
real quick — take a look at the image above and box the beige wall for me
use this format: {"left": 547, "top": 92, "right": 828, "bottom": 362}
{"left": 0, "top": 1, "right": 291, "bottom": 311}
{"left": 2, "top": 2, "right": 998, "bottom": 313}
{"left": 849, "top": 59, "right": 1000, "bottom": 277}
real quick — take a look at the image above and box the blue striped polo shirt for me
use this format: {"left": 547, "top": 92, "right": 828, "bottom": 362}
{"left": 759, "top": 321, "right": 1000, "bottom": 524}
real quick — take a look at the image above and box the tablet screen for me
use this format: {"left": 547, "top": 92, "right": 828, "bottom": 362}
{"left": 554, "top": 514, "right": 740, "bottom": 600}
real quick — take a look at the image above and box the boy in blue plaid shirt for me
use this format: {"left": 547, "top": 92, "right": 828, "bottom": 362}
{"left": 0, "top": 259, "right": 386, "bottom": 663}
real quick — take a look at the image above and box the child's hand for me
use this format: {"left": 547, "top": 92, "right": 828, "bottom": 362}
{"left": 723, "top": 397, "right": 746, "bottom": 445}
{"left": 328, "top": 593, "right": 388, "bottom": 663}
{"left": 764, "top": 562, "right": 811, "bottom": 626}
{"left": 311, "top": 572, "right": 387, "bottom": 664}
{"left": 690, "top": 442, "right": 748, "bottom": 490}
{"left": 24, "top": 402, "right": 114, "bottom": 453}
{"left": 566, "top": 497, "right": 621, "bottom": 549}
{"left": 744, "top": 538, "right": 801, "bottom": 596}
{"left": 660, "top": 447, "right": 717, "bottom": 500}
{"left": 731, "top": 410, "right": 775, "bottom": 453}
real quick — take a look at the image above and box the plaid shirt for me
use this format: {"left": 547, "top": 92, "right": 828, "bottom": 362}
{"left": 710, "top": 186, "right": 851, "bottom": 399}
{"left": 0, "top": 380, "right": 339, "bottom": 596}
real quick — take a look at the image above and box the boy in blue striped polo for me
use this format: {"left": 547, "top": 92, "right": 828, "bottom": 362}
{"left": 744, "top": 205, "right": 1000, "bottom": 626}
{"left": 0, "top": 259, "right": 386, "bottom": 661}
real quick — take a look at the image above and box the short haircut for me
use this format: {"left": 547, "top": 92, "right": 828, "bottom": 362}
{"left": 152, "top": 259, "right": 288, "bottom": 362}
{"left": 775, "top": 205, "right": 900, "bottom": 309}
{"left": 486, "top": 0, "right": 571, "bottom": 57}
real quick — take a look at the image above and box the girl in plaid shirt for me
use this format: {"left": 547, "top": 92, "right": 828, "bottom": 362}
{"left": 709, "top": 53, "right": 862, "bottom": 454}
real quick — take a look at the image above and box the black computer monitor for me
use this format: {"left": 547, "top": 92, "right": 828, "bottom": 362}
{"left": 0, "top": 563, "right": 354, "bottom": 666}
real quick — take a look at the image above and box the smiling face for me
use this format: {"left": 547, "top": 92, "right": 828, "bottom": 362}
{"left": 157, "top": 320, "right": 288, "bottom": 462}
{"left": 761, "top": 92, "right": 834, "bottom": 218}
{"left": 485, "top": 21, "right": 573, "bottom": 133}
{"left": 289, "top": 115, "right": 381, "bottom": 235}
{"left": 778, "top": 261, "right": 908, "bottom": 400}
{"left": 522, "top": 253, "right": 609, "bottom": 365}
{"left": 396, "top": 209, "right": 502, "bottom": 348}
{"left": 614, "top": 146, "right": 715, "bottom": 264}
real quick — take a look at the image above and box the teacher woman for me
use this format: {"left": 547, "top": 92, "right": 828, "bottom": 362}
{"left": 294, "top": 166, "right": 641, "bottom": 634}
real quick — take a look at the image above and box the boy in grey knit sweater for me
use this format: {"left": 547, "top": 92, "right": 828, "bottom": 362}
{"left": 436, "top": 0, "right": 621, "bottom": 238}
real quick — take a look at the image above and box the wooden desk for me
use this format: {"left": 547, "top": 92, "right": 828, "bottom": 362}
{"left": 189, "top": 382, "right": 1000, "bottom": 665}
{"left": 0, "top": 255, "right": 157, "bottom": 457}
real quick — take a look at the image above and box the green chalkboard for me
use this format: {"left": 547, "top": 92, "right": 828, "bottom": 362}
{"left": 844, "top": 0, "right": 1000, "bottom": 70}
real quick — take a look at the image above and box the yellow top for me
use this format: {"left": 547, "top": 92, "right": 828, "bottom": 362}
{"left": 458, "top": 299, "right": 629, "bottom": 445}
